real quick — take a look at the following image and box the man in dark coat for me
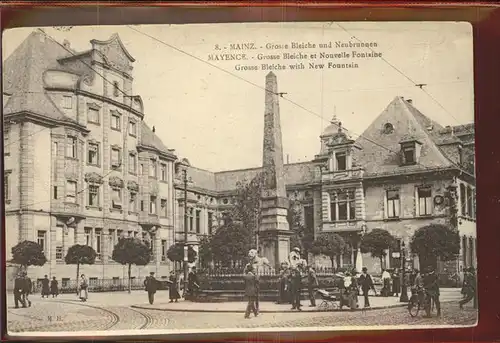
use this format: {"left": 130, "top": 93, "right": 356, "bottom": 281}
{"left": 187, "top": 266, "right": 200, "bottom": 300}
{"left": 290, "top": 268, "right": 303, "bottom": 311}
{"left": 13, "top": 272, "right": 26, "bottom": 308}
{"left": 358, "top": 267, "right": 376, "bottom": 308}
{"left": 40, "top": 275, "right": 50, "bottom": 298}
{"left": 144, "top": 272, "right": 159, "bottom": 305}
{"left": 307, "top": 266, "right": 318, "bottom": 307}
{"left": 244, "top": 264, "right": 259, "bottom": 319}
{"left": 50, "top": 277, "right": 59, "bottom": 298}
{"left": 459, "top": 267, "right": 477, "bottom": 309}
{"left": 423, "top": 266, "right": 441, "bottom": 317}
{"left": 23, "top": 272, "right": 32, "bottom": 307}
{"left": 276, "top": 265, "right": 288, "bottom": 304}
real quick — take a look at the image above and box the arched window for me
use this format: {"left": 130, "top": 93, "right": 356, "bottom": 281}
{"left": 383, "top": 122, "right": 394, "bottom": 134}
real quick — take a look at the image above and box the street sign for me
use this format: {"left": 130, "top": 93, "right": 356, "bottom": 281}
{"left": 392, "top": 252, "right": 401, "bottom": 258}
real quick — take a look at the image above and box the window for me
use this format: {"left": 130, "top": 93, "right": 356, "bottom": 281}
{"left": 89, "top": 277, "right": 98, "bottom": 286}
{"left": 53, "top": 186, "right": 58, "bottom": 200}
{"left": 161, "top": 164, "right": 167, "bottom": 181}
{"left": 139, "top": 164, "right": 144, "bottom": 175}
{"left": 472, "top": 190, "right": 476, "bottom": 219}
{"left": 161, "top": 240, "right": 167, "bottom": 261}
{"left": 87, "top": 142, "right": 100, "bottom": 166}
{"left": 330, "top": 189, "right": 356, "bottom": 221}
{"left": 417, "top": 187, "right": 432, "bottom": 216}
{"left": 383, "top": 122, "right": 394, "bottom": 134}
{"left": 467, "top": 186, "right": 473, "bottom": 217}
{"left": 386, "top": 190, "right": 400, "bottom": 218}
{"left": 66, "top": 136, "right": 77, "bottom": 158}
{"left": 108, "top": 229, "right": 116, "bottom": 257}
{"left": 335, "top": 152, "right": 347, "bottom": 171}
{"left": 62, "top": 278, "right": 70, "bottom": 287}
{"left": 63, "top": 95, "right": 72, "bottom": 109}
{"left": 129, "top": 192, "right": 137, "bottom": 212}
{"left": 4, "top": 174, "right": 10, "bottom": 200}
{"left": 188, "top": 208, "right": 194, "bottom": 231}
{"left": 113, "top": 81, "right": 120, "bottom": 97}
{"left": 160, "top": 199, "right": 167, "bottom": 217}
{"left": 52, "top": 142, "right": 58, "bottom": 156}
{"left": 87, "top": 185, "right": 99, "bottom": 206}
{"left": 129, "top": 121, "right": 137, "bottom": 136}
{"left": 150, "top": 196, "right": 157, "bottom": 214}
{"left": 111, "top": 188, "right": 122, "bottom": 209}
{"left": 87, "top": 107, "right": 99, "bottom": 124}
{"left": 149, "top": 159, "right": 157, "bottom": 178}
{"left": 129, "top": 153, "right": 137, "bottom": 174}
{"left": 460, "top": 184, "right": 466, "bottom": 216}
{"left": 208, "top": 212, "right": 214, "bottom": 235}
{"left": 95, "top": 229, "right": 102, "bottom": 259}
{"left": 37, "top": 230, "right": 46, "bottom": 253}
{"left": 84, "top": 228, "right": 92, "bottom": 246}
{"left": 66, "top": 180, "right": 77, "bottom": 203}
{"left": 111, "top": 148, "right": 121, "bottom": 168}
{"left": 117, "top": 229, "right": 123, "bottom": 240}
{"left": 195, "top": 209, "right": 201, "bottom": 233}
{"left": 403, "top": 147, "right": 415, "bottom": 164}
{"left": 4, "top": 126, "right": 9, "bottom": 155}
{"left": 111, "top": 112, "right": 121, "bottom": 130}
{"left": 140, "top": 200, "right": 144, "bottom": 212}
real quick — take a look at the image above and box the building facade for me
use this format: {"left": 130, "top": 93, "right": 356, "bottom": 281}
{"left": 3, "top": 31, "right": 476, "bottom": 284}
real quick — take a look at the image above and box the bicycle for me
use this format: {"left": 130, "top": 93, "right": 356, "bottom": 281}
{"left": 408, "top": 288, "right": 434, "bottom": 317}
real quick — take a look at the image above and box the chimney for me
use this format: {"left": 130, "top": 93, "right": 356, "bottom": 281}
{"left": 152, "top": 126, "right": 156, "bottom": 133}
{"left": 63, "top": 39, "right": 71, "bottom": 49}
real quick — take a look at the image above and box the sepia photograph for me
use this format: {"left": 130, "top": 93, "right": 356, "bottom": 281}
{"left": 2, "top": 21, "right": 477, "bottom": 337}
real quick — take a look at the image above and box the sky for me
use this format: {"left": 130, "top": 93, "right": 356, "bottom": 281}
{"left": 2, "top": 22, "right": 474, "bottom": 172}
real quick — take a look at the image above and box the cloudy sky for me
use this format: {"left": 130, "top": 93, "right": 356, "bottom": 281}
{"left": 3, "top": 22, "right": 473, "bottom": 172}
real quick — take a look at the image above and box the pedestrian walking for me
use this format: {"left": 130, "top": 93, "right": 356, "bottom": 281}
{"left": 50, "top": 277, "right": 59, "bottom": 298}
{"left": 13, "top": 272, "right": 26, "bottom": 309}
{"left": 168, "top": 270, "right": 180, "bottom": 303}
{"left": 144, "top": 272, "right": 159, "bottom": 305}
{"left": 276, "top": 264, "right": 288, "bottom": 304}
{"left": 79, "top": 274, "right": 88, "bottom": 302}
{"left": 423, "top": 266, "right": 441, "bottom": 317}
{"left": 341, "top": 272, "right": 359, "bottom": 310}
{"left": 392, "top": 268, "right": 401, "bottom": 297}
{"left": 307, "top": 266, "right": 318, "bottom": 307}
{"left": 459, "top": 267, "right": 477, "bottom": 309}
{"left": 40, "top": 275, "right": 50, "bottom": 298}
{"left": 290, "top": 268, "right": 302, "bottom": 311}
{"left": 23, "top": 272, "right": 32, "bottom": 307}
{"left": 187, "top": 266, "right": 200, "bottom": 300}
{"left": 358, "top": 267, "right": 376, "bottom": 308}
{"left": 244, "top": 264, "right": 259, "bottom": 319}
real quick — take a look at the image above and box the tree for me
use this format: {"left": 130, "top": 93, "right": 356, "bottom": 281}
{"left": 112, "top": 237, "right": 151, "bottom": 293}
{"left": 410, "top": 223, "right": 460, "bottom": 271}
{"left": 166, "top": 243, "right": 197, "bottom": 264}
{"left": 310, "top": 233, "right": 347, "bottom": 268}
{"left": 360, "top": 228, "right": 397, "bottom": 270}
{"left": 210, "top": 220, "right": 253, "bottom": 267}
{"left": 65, "top": 244, "right": 97, "bottom": 295}
{"left": 198, "top": 236, "right": 213, "bottom": 268}
{"left": 11, "top": 240, "right": 47, "bottom": 271}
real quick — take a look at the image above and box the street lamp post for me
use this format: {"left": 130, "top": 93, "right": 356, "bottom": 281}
{"left": 399, "top": 240, "right": 409, "bottom": 302}
{"left": 182, "top": 169, "right": 189, "bottom": 298}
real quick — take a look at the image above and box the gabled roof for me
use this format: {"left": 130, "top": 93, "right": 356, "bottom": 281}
{"left": 352, "top": 96, "right": 456, "bottom": 175}
{"left": 90, "top": 33, "right": 135, "bottom": 62}
{"left": 3, "top": 30, "right": 77, "bottom": 123}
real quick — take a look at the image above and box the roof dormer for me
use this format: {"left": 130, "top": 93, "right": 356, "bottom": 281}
{"left": 399, "top": 135, "right": 423, "bottom": 166}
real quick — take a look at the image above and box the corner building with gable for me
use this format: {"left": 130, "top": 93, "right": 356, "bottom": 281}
{"left": 3, "top": 31, "right": 476, "bottom": 285}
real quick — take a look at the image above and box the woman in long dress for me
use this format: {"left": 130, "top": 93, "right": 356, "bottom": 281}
{"left": 168, "top": 271, "right": 180, "bottom": 302}
{"left": 79, "top": 274, "right": 88, "bottom": 302}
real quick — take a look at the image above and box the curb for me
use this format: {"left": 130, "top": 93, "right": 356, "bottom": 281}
{"left": 130, "top": 303, "right": 409, "bottom": 313}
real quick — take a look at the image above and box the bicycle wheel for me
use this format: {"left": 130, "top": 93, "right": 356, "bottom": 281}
{"left": 408, "top": 300, "right": 420, "bottom": 317}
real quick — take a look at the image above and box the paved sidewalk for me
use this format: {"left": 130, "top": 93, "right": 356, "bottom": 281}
{"left": 132, "top": 288, "right": 463, "bottom": 313}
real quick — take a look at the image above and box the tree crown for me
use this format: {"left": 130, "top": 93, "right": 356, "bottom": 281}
{"left": 310, "top": 233, "right": 347, "bottom": 258}
{"left": 65, "top": 244, "right": 97, "bottom": 265}
{"left": 166, "top": 243, "right": 197, "bottom": 263}
{"left": 112, "top": 237, "right": 151, "bottom": 266}
{"left": 410, "top": 223, "right": 460, "bottom": 261}
{"left": 360, "top": 228, "right": 396, "bottom": 259}
{"left": 11, "top": 240, "right": 47, "bottom": 267}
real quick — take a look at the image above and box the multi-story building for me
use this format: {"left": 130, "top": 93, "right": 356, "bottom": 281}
{"left": 3, "top": 31, "right": 476, "bottom": 284}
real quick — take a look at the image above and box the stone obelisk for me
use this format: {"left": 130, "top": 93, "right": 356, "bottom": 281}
{"left": 258, "top": 72, "right": 292, "bottom": 269}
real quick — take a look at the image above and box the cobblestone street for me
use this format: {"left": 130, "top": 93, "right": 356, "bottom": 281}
{"left": 7, "top": 291, "right": 477, "bottom": 334}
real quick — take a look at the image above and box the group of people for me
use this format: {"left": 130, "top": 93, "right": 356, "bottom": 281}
{"left": 13, "top": 271, "right": 32, "bottom": 309}
{"left": 143, "top": 267, "right": 200, "bottom": 305}
{"left": 380, "top": 268, "right": 402, "bottom": 297}
{"left": 39, "top": 275, "right": 60, "bottom": 298}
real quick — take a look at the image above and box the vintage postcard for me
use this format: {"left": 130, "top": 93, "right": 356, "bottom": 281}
{"left": 2, "top": 22, "right": 477, "bottom": 337}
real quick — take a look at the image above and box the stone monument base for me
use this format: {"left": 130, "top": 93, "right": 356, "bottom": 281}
{"left": 258, "top": 230, "right": 293, "bottom": 270}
